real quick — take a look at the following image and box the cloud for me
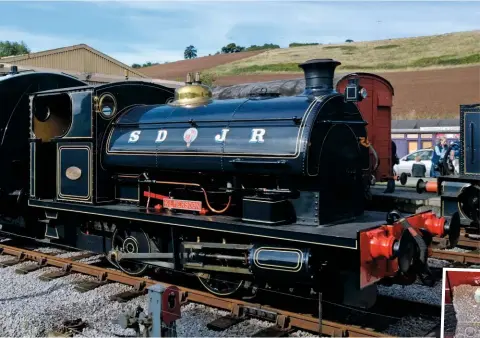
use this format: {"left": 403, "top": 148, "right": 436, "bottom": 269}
{"left": 0, "top": 26, "right": 75, "bottom": 52}
{"left": 1, "top": 1, "right": 479, "bottom": 66}
{"left": 111, "top": 1, "right": 480, "bottom": 51}
{"left": 109, "top": 46, "right": 187, "bottom": 65}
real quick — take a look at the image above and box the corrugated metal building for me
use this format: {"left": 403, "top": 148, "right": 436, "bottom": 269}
{"left": 0, "top": 43, "right": 146, "bottom": 79}
{"left": 0, "top": 63, "right": 183, "bottom": 88}
{"left": 0, "top": 44, "right": 183, "bottom": 88}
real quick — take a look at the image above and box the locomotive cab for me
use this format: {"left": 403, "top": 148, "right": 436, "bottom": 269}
{"left": 0, "top": 67, "right": 86, "bottom": 231}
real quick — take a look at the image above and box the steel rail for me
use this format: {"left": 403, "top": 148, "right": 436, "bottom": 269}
{"left": 456, "top": 234, "right": 480, "bottom": 248}
{"left": 0, "top": 243, "right": 390, "bottom": 337}
{"left": 432, "top": 232, "right": 479, "bottom": 250}
{"left": 431, "top": 248, "right": 480, "bottom": 264}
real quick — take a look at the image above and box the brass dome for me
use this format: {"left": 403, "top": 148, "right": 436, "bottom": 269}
{"left": 169, "top": 72, "right": 213, "bottom": 108}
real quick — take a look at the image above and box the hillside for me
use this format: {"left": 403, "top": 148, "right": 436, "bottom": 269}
{"left": 209, "top": 30, "right": 480, "bottom": 76}
{"left": 139, "top": 30, "right": 480, "bottom": 119}
{"left": 213, "top": 66, "right": 480, "bottom": 119}
{"left": 140, "top": 50, "right": 263, "bottom": 80}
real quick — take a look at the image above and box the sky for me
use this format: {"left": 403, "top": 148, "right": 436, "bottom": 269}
{"left": 0, "top": 1, "right": 479, "bottom": 67}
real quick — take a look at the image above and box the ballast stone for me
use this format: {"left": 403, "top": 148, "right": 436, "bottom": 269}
{"left": 475, "top": 288, "right": 480, "bottom": 303}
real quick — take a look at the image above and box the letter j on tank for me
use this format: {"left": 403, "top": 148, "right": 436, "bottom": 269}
{"left": 215, "top": 129, "right": 229, "bottom": 143}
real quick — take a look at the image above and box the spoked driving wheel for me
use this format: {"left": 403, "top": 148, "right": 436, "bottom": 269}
{"left": 111, "top": 227, "right": 151, "bottom": 276}
{"left": 196, "top": 272, "right": 245, "bottom": 297}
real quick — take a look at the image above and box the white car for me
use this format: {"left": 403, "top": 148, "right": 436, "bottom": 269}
{"left": 394, "top": 148, "right": 459, "bottom": 178}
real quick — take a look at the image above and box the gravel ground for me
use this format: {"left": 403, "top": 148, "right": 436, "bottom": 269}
{"left": 0, "top": 243, "right": 464, "bottom": 337}
{"left": 378, "top": 281, "right": 443, "bottom": 306}
{"left": 0, "top": 248, "right": 312, "bottom": 337}
{"left": 377, "top": 259, "right": 446, "bottom": 307}
{"left": 383, "top": 315, "right": 439, "bottom": 337}
{"left": 446, "top": 247, "right": 477, "bottom": 253}
{"left": 453, "top": 285, "right": 480, "bottom": 338}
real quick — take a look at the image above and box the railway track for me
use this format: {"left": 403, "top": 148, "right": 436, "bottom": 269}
{"left": 431, "top": 248, "right": 480, "bottom": 265}
{"left": 432, "top": 232, "right": 479, "bottom": 250}
{"left": 0, "top": 240, "right": 442, "bottom": 337}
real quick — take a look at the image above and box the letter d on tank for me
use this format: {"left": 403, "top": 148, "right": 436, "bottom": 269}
{"left": 156, "top": 130, "right": 168, "bottom": 143}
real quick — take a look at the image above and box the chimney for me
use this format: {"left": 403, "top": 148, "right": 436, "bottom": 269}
{"left": 298, "top": 59, "right": 341, "bottom": 96}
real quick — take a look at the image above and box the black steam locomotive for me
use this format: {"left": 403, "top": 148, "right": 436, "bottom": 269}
{"left": 0, "top": 60, "right": 459, "bottom": 308}
{"left": 417, "top": 103, "right": 480, "bottom": 240}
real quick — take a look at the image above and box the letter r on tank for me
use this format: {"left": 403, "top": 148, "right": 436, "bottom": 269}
{"left": 128, "top": 130, "right": 141, "bottom": 143}
{"left": 249, "top": 129, "right": 266, "bottom": 143}
{"left": 156, "top": 130, "right": 168, "bottom": 143}
{"left": 215, "top": 129, "right": 229, "bottom": 143}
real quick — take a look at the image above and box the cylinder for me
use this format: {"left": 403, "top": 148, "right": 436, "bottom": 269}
{"left": 248, "top": 245, "right": 312, "bottom": 283}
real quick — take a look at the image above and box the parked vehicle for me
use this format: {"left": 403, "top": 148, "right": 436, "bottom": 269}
{"left": 394, "top": 147, "right": 460, "bottom": 178}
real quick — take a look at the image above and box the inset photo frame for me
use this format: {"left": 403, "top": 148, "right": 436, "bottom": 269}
{"left": 441, "top": 268, "right": 480, "bottom": 338}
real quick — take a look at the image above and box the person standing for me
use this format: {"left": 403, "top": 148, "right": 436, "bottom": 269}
{"left": 430, "top": 137, "right": 447, "bottom": 177}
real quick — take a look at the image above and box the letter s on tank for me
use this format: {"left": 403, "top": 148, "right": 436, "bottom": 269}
{"left": 128, "top": 130, "right": 141, "bottom": 143}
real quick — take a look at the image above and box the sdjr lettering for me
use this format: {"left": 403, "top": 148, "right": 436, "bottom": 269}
{"left": 126, "top": 128, "right": 267, "bottom": 146}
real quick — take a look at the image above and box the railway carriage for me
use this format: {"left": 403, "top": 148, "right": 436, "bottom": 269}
{"left": 0, "top": 60, "right": 460, "bottom": 309}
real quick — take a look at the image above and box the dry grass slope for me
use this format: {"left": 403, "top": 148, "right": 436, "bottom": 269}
{"left": 209, "top": 30, "right": 480, "bottom": 75}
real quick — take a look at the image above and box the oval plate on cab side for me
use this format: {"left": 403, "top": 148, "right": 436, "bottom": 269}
{"left": 66, "top": 166, "right": 82, "bottom": 180}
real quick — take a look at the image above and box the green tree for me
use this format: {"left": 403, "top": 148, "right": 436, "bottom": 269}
{"left": 221, "top": 43, "right": 245, "bottom": 53}
{"left": 184, "top": 45, "right": 197, "bottom": 59}
{"left": 0, "top": 40, "right": 30, "bottom": 57}
{"left": 245, "top": 43, "right": 280, "bottom": 51}
{"left": 345, "top": 39, "right": 354, "bottom": 43}
{"left": 131, "top": 61, "right": 159, "bottom": 68}
{"left": 289, "top": 42, "right": 319, "bottom": 47}
{"left": 142, "top": 61, "right": 159, "bottom": 67}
